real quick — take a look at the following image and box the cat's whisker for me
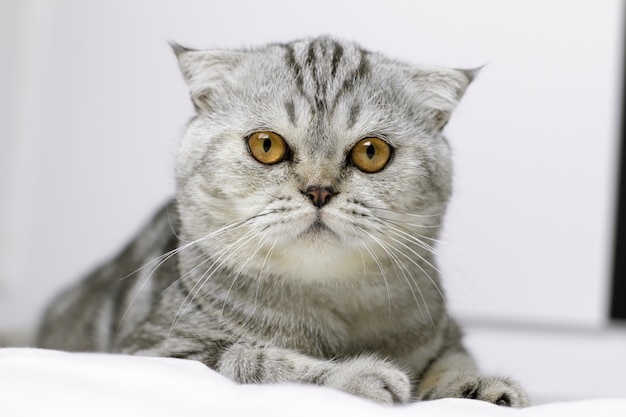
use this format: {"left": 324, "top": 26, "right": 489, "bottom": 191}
{"left": 166, "top": 204, "right": 185, "bottom": 242}
{"left": 359, "top": 226, "right": 434, "bottom": 328}
{"left": 370, "top": 213, "right": 444, "bottom": 232}
{"left": 366, "top": 205, "right": 446, "bottom": 219}
{"left": 377, "top": 220, "right": 441, "bottom": 257}
{"left": 157, "top": 250, "right": 214, "bottom": 300}
{"left": 169, "top": 228, "right": 260, "bottom": 336}
{"left": 118, "top": 218, "right": 252, "bottom": 282}
{"left": 117, "top": 242, "right": 188, "bottom": 282}
{"left": 117, "top": 217, "right": 263, "bottom": 334}
{"left": 120, "top": 211, "right": 277, "bottom": 338}
{"left": 217, "top": 229, "right": 272, "bottom": 337}
{"left": 354, "top": 226, "right": 393, "bottom": 318}
{"left": 376, "top": 217, "right": 473, "bottom": 308}
{"left": 413, "top": 232, "right": 473, "bottom": 257}
{"left": 373, "top": 217, "right": 446, "bottom": 277}
{"left": 400, "top": 222, "right": 442, "bottom": 229}
{"left": 376, "top": 218, "right": 443, "bottom": 229}
{"left": 116, "top": 249, "right": 180, "bottom": 333}
{"left": 173, "top": 230, "right": 258, "bottom": 321}
{"left": 182, "top": 218, "right": 274, "bottom": 301}
{"left": 116, "top": 228, "right": 243, "bottom": 333}
{"left": 351, "top": 227, "right": 369, "bottom": 278}
{"left": 381, "top": 229, "right": 446, "bottom": 300}
{"left": 386, "top": 240, "right": 452, "bottom": 331}
{"left": 386, "top": 244, "right": 442, "bottom": 329}
{"left": 254, "top": 236, "right": 280, "bottom": 313}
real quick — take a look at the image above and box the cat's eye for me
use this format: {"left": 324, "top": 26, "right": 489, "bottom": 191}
{"left": 349, "top": 137, "right": 393, "bottom": 173}
{"left": 246, "top": 131, "right": 289, "bottom": 165}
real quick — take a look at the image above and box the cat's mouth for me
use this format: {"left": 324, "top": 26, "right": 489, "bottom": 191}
{"left": 301, "top": 218, "right": 335, "bottom": 237}
{"left": 310, "top": 219, "right": 329, "bottom": 232}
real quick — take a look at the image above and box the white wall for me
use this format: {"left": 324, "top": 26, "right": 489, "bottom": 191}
{"left": 0, "top": 0, "right": 622, "bottom": 337}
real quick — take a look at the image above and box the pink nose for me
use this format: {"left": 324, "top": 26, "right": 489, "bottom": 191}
{"left": 304, "top": 187, "right": 336, "bottom": 208}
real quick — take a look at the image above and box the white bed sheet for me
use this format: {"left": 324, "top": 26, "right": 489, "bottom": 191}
{"left": 2, "top": 348, "right": 625, "bottom": 417}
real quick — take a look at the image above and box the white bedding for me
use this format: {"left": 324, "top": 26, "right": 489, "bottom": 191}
{"left": 2, "top": 348, "right": 625, "bottom": 417}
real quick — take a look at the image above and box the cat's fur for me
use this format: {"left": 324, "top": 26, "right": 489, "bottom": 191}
{"left": 37, "top": 37, "right": 528, "bottom": 406}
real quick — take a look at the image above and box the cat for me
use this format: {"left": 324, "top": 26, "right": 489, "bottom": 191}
{"left": 37, "top": 36, "right": 529, "bottom": 407}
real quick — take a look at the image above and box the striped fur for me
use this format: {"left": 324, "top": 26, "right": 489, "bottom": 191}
{"left": 37, "top": 37, "right": 528, "bottom": 406}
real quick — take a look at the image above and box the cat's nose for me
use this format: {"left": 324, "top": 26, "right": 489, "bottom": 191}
{"left": 303, "top": 186, "right": 336, "bottom": 208}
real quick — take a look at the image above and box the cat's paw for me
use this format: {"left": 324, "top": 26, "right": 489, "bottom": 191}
{"left": 323, "top": 356, "right": 411, "bottom": 404}
{"left": 216, "top": 344, "right": 410, "bottom": 404}
{"left": 420, "top": 373, "right": 529, "bottom": 407}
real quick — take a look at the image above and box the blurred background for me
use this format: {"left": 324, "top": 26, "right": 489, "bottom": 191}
{"left": 1, "top": 0, "right": 625, "bottom": 404}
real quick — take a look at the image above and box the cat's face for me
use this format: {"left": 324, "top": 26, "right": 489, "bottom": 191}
{"left": 174, "top": 37, "right": 472, "bottom": 283}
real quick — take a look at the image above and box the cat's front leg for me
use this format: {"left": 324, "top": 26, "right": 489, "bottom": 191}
{"left": 217, "top": 343, "right": 412, "bottom": 404}
{"left": 416, "top": 348, "right": 529, "bottom": 407}
{"left": 123, "top": 336, "right": 410, "bottom": 404}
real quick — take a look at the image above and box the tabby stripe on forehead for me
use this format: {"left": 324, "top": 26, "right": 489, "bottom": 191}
{"left": 331, "top": 48, "right": 370, "bottom": 115}
{"left": 306, "top": 43, "right": 323, "bottom": 112}
{"left": 284, "top": 45, "right": 306, "bottom": 99}
{"left": 304, "top": 41, "right": 330, "bottom": 114}
{"left": 347, "top": 103, "right": 361, "bottom": 129}
{"left": 284, "top": 45, "right": 317, "bottom": 113}
{"left": 330, "top": 43, "right": 344, "bottom": 78}
{"left": 345, "top": 49, "right": 370, "bottom": 93}
{"left": 285, "top": 100, "right": 297, "bottom": 126}
{"left": 306, "top": 41, "right": 317, "bottom": 68}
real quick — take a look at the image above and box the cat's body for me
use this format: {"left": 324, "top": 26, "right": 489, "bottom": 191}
{"left": 37, "top": 37, "right": 528, "bottom": 406}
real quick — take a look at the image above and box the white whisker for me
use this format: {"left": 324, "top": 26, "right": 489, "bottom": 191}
{"left": 377, "top": 220, "right": 440, "bottom": 255}
{"left": 384, "top": 232, "right": 447, "bottom": 305}
{"left": 368, "top": 205, "right": 445, "bottom": 219}
{"left": 254, "top": 236, "right": 280, "bottom": 312}
{"left": 359, "top": 226, "right": 434, "bottom": 328}
{"left": 414, "top": 232, "right": 473, "bottom": 257}
{"left": 118, "top": 219, "right": 250, "bottom": 283}
{"left": 116, "top": 221, "right": 251, "bottom": 332}
{"left": 377, "top": 216, "right": 472, "bottom": 310}
{"left": 169, "top": 228, "right": 259, "bottom": 336}
{"left": 354, "top": 226, "right": 393, "bottom": 318}
{"left": 217, "top": 229, "right": 272, "bottom": 336}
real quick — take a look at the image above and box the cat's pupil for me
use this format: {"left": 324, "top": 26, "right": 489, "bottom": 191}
{"left": 263, "top": 138, "right": 272, "bottom": 153}
{"left": 366, "top": 143, "right": 375, "bottom": 160}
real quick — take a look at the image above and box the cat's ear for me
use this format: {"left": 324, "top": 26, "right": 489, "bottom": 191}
{"left": 170, "top": 42, "right": 242, "bottom": 113}
{"left": 410, "top": 66, "right": 479, "bottom": 131}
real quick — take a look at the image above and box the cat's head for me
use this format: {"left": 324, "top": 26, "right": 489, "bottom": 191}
{"left": 173, "top": 37, "right": 474, "bottom": 283}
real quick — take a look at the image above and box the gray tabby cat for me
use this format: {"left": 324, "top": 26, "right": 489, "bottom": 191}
{"left": 37, "top": 36, "right": 528, "bottom": 407}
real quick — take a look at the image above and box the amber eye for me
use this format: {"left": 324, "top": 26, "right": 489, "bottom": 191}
{"left": 349, "top": 137, "right": 393, "bottom": 173}
{"left": 246, "top": 132, "right": 289, "bottom": 165}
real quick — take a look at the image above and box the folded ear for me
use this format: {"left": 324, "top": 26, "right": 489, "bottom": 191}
{"left": 170, "top": 42, "right": 243, "bottom": 113}
{"left": 410, "top": 66, "right": 479, "bottom": 131}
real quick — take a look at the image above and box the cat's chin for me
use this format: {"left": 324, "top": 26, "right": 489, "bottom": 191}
{"left": 270, "top": 223, "right": 368, "bottom": 284}
{"left": 274, "top": 242, "right": 364, "bottom": 284}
